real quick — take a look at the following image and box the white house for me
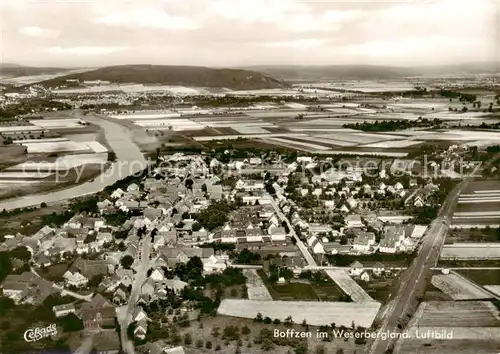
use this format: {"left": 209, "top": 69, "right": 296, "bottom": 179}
{"left": 324, "top": 200, "right": 335, "bottom": 209}
{"left": 346, "top": 215, "right": 363, "bottom": 228}
{"left": 379, "top": 226, "right": 406, "bottom": 254}
{"left": 110, "top": 188, "right": 125, "bottom": 199}
{"left": 149, "top": 269, "right": 164, "bottom": 282}
{"left": 352, "top": 230, "right": 376, "bottom": 252}
{"left": 63, "top": 271, "right": 88, "bottom": 287}
{"left": 349, "top": 261, "right": 364, "bottom": 276}
{"left": 268, "top": 226, "right": 286, "bottom": 241}
{"left": 53, "top": 303, "right": 76, "bottom": 317}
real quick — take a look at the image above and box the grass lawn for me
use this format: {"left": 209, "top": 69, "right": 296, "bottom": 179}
{"left": 38, "top": 261, "right": 74, "bottom": 282}
{"left": 257, "top": 270, "right": 344, "bottom": 301}
{"left": 456, "top": 269, "right": 500, "bottom": 286}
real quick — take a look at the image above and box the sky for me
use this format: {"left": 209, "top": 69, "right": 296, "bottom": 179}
{"left": 0, "top": 0, "right": 499, "bottom": 67}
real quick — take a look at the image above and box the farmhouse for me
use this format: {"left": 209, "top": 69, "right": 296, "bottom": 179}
{"left": 53, "top": 303, "right": 76, "bottom": 317}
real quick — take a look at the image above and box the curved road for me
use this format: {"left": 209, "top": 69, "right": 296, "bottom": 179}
{"left": 0, "top": 111, "right": 147, "bottom": 210}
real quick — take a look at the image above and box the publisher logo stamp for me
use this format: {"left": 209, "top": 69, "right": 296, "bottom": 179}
{"left": 24, "top": 324, "right": 58, "bottom": 342}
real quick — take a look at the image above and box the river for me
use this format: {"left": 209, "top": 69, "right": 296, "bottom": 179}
{"left": 0, "top": 112, "right": 148, "bottom": 211}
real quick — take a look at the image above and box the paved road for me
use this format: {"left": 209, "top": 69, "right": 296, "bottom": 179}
{"left": 367, "top": 180, "right": 468, "bottom": 354}
{"left": 0, "top": 110, "right": 147, "bottom": 210}
{"left": 119, "top": 235, "right": 152, "bottom": 354}
{"left": 270, "top": 195, "right": 317, "bottom": 266}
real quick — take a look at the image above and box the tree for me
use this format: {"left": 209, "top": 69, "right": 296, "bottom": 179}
{"left": 241, "top": 325, "right": 251, "bottom": 335}
{"left": 315, "top": 345, "right": 326, "bottom": 354}
{"left": 58, "top": 313, "right": 84, "bottom": 332}
{"left": 295, "top": 342, "right": 308, "bottom": 354}
{"left": 184, "top": 333, "right": 192, "bottom": 345}
{"left": 254, "top": 312, "right": 263, "bottom": 322}
{"left": 205, "top": 341, "right": 213, "bottom": 349}
{"left": 120, "top": 255, "right": 134, "bottom": 269}
{"left": 196, "top": 339, "right": 203, "bottom": 348}
{"left": 284, "top": 315, "right": 294, "bottom": 327}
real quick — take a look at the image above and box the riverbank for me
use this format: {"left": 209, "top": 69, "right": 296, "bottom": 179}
{"left": 0, "top": 111, "right": 147, "bottom": 211}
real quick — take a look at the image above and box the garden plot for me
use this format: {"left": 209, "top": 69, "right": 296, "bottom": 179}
{"left": 314, "top": 133, "right": 391, "bottom": 144}
{"left": 231, "top": 126, "right": 270, "bottom": 134}
{"left": 217, "top": 299, "right": 381, "bottom": 328}
{"left": 320, "top": 150, "right": 408, "bottom": 157}
{"left": 134, "top": 119, "right": 205, "bottom": 131}
{"left": 425, "top": 111, "right": 488, "bottom": 120}
{"left": 0, "top": 171, "right": 52, "bottom": 178}
{"left": 243, "top": 269, "right": 272, "bottom": 301}
{"left": 284, "top": 102, "right": 308, "bottom": 109}
{"left": 484, "top": 285, "right": 500, "bottom": 297}
{"left": 292, "top": 136, "right": 358, "bottom": 147}
{"left": 389, "top": 102, "right": 447, "bottom": 109}
{"left": 13, "top": 138, "right": 67, "bottom": 144}
{"left": 454, "top": 211, "right": 500, "bottom": 217}
{"left": 194, "top": 133, "right": 307, "bottom": 141}
{"left": 409, "top": 301, "right": 500, "bottom": 327}
{"left": 6, "top": 153, "right": 108, "bottom": 171}
{"left": 361, "top": 140, "right": 422, "bottom": 148}
{"left": 265, "top": 137, "right": 331, "bottom": 151}
{"left": 325, "top": 108, "right": 359, "bottom": 115}
{"left": 0, "top": 180, "right": 40, "bottom": 185}
{"left": 440, "top": 243, "right": 500, "bottom": 259}
{"left": 431, "top": 274, "right": 492, "bottom": 300}
{"left": 324, "top": 270, "right": 375, "bottom": 303}
{"left": 110, "top": 112, "right": 181, "bottom": 119}
{"left": 0, "top": 126, "right": 42, "bottom": 133}
{"left": 83, "top": 141, "right": 108, "bottom": 153}
{"left": 21, "top": 141, "right": 91, "bottom": 153}
{"left": 29, "top": 119, "right": 86, "bottom": 129}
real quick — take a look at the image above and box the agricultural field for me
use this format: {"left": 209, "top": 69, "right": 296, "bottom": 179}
{"left": 449, "top": 182, "right": 500, "bottom": 229}
{"left": 456, "top": 269, "right": 500, "bottom": 286}
{"left": 217, "top": 299, "right": 381, "bottom": 328}
{"left": 484, "top": 285, "right": 500, "bottom": 297}
{"left": 430, "top": 274, "right": 493, "bottom": 300}
{"left": 323, "top": 270, "right": 375, "bottom": 303}
{"left": 0, "top": 113, "right": 112, "bottom": 201}
{"left": 243, "top": 269, "right": 273, "bottom": 301}
{"left": 394, "top": 301, "right": 500, "bottom": 354}
{"left": 440, "top": 243, "right": 500, "bottom": 259}
{"left": 446, "top": 228, "right": 500, "bottom": 243}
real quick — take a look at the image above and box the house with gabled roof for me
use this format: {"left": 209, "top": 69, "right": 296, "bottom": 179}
{"left": 110, "top": 188, "right": 125, "bottom": 199}
{"left": 349, "top": 261, "right": 364, "bottom": 276}
{"left": 80, "top": 294, "right": 116, "bottom": 331}
{"left": 352, "top": 230, "right": 376, "bottom": 252}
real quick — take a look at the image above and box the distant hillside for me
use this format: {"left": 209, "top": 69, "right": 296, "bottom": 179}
{"left": 39, "top": 65, "right": 289, "bottom": 90}
{"left": 245, "top": 63, "right": 500, "bottom": 81}
{"left": 0, "top": 64, "right": 70, "bottom": 78}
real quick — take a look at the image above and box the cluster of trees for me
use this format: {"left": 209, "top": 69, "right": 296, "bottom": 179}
{"left": 194, "top": 200, "right": 233, "bottom": 231}
{"left": 165, "top": 256, "right": 204, "bottom": 282}
{"left": 0, "top": 99, "right": 72, "bottom": 119}
{"left": 438, "top": 89, "right": 477, "bottom": 103}
{"left": 328, "top": 252, "right": 416, "bottom": 267}
{"left": 233, "top": 248, "right": 262, "bottom": 265}
{"left": 343, "top": 118, "right": 442, "bottom": 132}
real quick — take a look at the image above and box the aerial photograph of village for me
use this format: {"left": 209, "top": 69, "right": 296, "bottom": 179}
{"left": 0, "top": 0, "right": 499, "bottom": 354}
